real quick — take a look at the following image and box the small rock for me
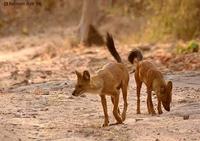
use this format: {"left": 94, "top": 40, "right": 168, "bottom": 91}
{"left": 155, "top": 139, "right": 160, "bottom": 141}
{"left": 43, "top": 91, "right": 49, "bottom": 95}
{"left": 135, "top": 118, "right": 143, "bottom": 122}
{"left": 68, "top": 96, "right": 74, "bottom": 99}
{"left": 40, "top": 75, "right": 46, "bottom": 79}
{"left": 17, "top": 109, "right": 21, "bottom": 112}
{"left": 40, "top": 108, "right": 48, "bottom": 111}
{"left": 183, "top": 115, "right": 189, "bottom": 120}
{"left": 107, "top": 138, "right": 114, "bottom": 141}
{"left": 80, "top": 94, "right": 86, "bottom": 97}
{"left": 45, "top": 70, "right": 52, "bottom": 75}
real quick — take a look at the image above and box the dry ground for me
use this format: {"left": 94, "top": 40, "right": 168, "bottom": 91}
{"left": 0, "top": 32, "right": 200, "bottom": 141}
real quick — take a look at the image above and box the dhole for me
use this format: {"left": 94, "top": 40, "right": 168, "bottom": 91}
{"left": 128, "top": 49, "right": 173, "bottom": 115}
{"left": 72, "top": 33, "right": 129, "bottom": 126}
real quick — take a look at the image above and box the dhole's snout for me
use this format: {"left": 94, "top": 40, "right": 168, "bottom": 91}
{"left": 164, "top": 106, "right": 170, "bottom": 111}
{"left": 72, "top": 89, "right": 83, "bottom": 96}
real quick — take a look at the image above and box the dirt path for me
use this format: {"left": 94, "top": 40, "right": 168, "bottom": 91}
{"left": 0, "top": 33, "right": 199, "bottom": 141}
{"left": 0, "top": 71, "right": 199, "bottom": 141}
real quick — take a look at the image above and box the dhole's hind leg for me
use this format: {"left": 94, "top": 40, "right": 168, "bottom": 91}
{"left": 136, "top": 81, "right": 142, "bottom": 114}
{"left": 100, "top": 95, "right": 109, "bottom": 127}
{"left": 147, "top": 95, "right": 151, "bottom": 114}
{"left": 121, "top": 83, "right": 128, "bottom": 121}
{"left": 112, "top": 91, "right": 122, "bottom": 124}
{"left": 111, "top": 97, "right": 120, "bottom": 114}
{"left": 147, "top": 88, "right": 156, "bottom": 115}
{"left": 135, "top": 71, "right": 142, "bottom": 114}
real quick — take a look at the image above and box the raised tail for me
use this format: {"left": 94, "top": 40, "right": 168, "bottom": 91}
{"left": 106, "top": 33, "right": 122, "bottom": 63}
{"left": 128, "top": 49, "right": 143, "bottom": 64}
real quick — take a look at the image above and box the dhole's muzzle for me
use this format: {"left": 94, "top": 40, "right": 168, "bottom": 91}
{"left": 162, "top": 103, "right": 170, "bottom": 111}
{"left": 72, "top": 90, "right": 77, "bottom": 96}
{"left": 72, "top": 89, "right": 84, "bottom": 96}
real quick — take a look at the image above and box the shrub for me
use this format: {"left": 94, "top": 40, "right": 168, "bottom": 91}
{"left": 147, "top": 0, "right": 200, "bottom": 41}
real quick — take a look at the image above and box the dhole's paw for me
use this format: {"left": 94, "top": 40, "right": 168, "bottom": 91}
{"left": 102, "top": 122, "right": 109, "bottom": 127}
{"left": 151, "top": 112, "right": 156, "bottom": 116}
{"left": 158, "top": 111, "right": 163, "bottom": 114}
{"left": 116, "top": 118, "right": 123, "bottom": 124}
{"left": 109, "top": 122, "right": 124, "bottom": 126}
{"left": 102, "top": 124, "right": 108, "bottom": 127}
{"left": 136, "top": 111, "right": 141, "bottom": 114}
{"left": 122, "top": 113, "right": 126, "bottom": 121}
{"left": 116, "top": 120, "right": 123, "bottom": 125}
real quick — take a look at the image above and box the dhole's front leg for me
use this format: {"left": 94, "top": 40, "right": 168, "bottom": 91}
{"left": 111, "top": 97, "right": 120, "bottom": 114}
{"left": 157, "top": 97, "right": 163, "bottom": 114}
{"left": 100, "top": 95, "right": 109, "bottom": 127}
{"left": 147, "top": 88, "right": 156, "bottom": 115}
{"left": 112, "top": 92, "right": 123, "bottom": 124}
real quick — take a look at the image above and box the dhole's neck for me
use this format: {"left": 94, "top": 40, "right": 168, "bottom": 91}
{"left": 89, "top": 75, "right": 104, "bottom": 94}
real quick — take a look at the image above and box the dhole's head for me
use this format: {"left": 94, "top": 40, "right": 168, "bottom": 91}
{"left": 72, "top": 70, "right": 91, "bottom": 96}
{"left": 160, "top": 81, "right": 173, "bottom": 111}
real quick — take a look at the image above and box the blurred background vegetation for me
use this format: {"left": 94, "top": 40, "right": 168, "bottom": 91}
{"left": 0, "top": 0, "right": 200, "bottom": 43}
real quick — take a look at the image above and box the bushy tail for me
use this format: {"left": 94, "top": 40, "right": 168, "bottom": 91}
{"left": 106, "top": 33, "right": 122, "bottom": 63}
{"left": 128, "top": 49, "right": 143, "bottom": 64}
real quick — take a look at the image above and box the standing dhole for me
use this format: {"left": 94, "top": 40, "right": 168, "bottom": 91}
{"left": 72, "top": 33, "right": 129, "bottom": 126}
{"left": 128, "top": 49, "right": 173, "bottom": 115}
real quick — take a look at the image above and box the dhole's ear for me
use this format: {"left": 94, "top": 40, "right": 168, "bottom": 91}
{"left": 75, "top": 71, "right": 82, "bottom": 79}
{"left": 83, "top": 70, "right": 90, "bottom": 81}
{"left": 167, "top": 81, "right": 173, "bottom": 91}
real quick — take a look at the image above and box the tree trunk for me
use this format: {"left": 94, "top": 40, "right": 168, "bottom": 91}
{"left": 78, "top": 0, "right": 104, "bottom": 46}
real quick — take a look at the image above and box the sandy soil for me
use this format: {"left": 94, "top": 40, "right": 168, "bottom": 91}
{"left": 0, "top": 32, "right": 200, "bottom": 141}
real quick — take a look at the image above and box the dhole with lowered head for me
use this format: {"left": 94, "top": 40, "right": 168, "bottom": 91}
{"left": 72, "top": 33, "right": 129, "bottom": 126}
{"left": 128, "top": 49, "right": 173, "bottom": 115}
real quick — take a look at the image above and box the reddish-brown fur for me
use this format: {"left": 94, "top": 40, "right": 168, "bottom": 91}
{"left": 128, "top": 49, "right": 173, "bottom": 115}
{"left": 72, "top": 33, "right": 129, "bottom": 126}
